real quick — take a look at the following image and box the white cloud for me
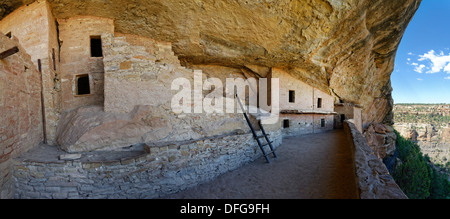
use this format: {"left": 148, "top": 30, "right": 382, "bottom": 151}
{"left": 445, "top": 76, "right": 450, "bottom": 80}
{"left": 444, "top": 63, "right": 450, "bottom": 73}
{"left": 414, "top": 64, "right": 426, "bottom": 73}
{"left": 418, "top": 50, "right": 450, "bottom": 73}
{"left": 408, "top": 52, "right": 413, "bottom": 55}
{"left": 417, "top": 78, "right": 423, "bottom": 81}
{"left": 411, "top": 62, "right": 418, "bottom": 66}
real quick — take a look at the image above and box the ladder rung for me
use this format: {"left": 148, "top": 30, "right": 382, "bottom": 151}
{"left": 255, "top": 134, "right": 269, "bottom": 139}
{"left": 263, "top": 150, "right": 276, "bottom": 157}
{"left": 260, "top": 141, "right": 273, "bottom": 147}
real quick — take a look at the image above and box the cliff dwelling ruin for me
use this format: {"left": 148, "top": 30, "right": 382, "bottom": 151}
{"left": 0, "top": 0, "right": 421, "bottom": 199}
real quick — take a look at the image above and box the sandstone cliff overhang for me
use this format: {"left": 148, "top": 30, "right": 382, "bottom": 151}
{"left": 1, "top": 0, "right": 422, "bottom": 126}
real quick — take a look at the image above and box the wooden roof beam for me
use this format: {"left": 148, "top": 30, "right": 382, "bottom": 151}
{"left": 0, "top": 46, "right": 19, "bottom": 59}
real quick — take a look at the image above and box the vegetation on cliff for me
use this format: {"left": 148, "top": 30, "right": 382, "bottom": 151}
{"left": 393, "top": 130, "right": 450, "bottom": 199}
{"left": 394, "top": 104, "right": 450, "bottom": 126}
{"left": 393, "top": 104, "right": 450, "bottom": 175}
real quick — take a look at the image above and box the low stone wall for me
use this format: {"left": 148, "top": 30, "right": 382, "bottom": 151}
{"left": 343, "top": 120, "right": 407, "bottom": 199}
{"left": 280, "top": 114, "right": 334, "bottom": 137}
{"left": 13, "top": 130, "right": 281, "bottom": 199}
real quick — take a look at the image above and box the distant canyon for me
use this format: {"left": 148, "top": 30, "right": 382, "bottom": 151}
{"left": 393, "top": 104, "right": 450, "bottom": 178}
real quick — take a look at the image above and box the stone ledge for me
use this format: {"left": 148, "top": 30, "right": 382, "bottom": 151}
{"left": 280, "top": 110, "right": 337, "bottom": 115}
{"left": 16, "top": 131, "right": 252, "bottom": 166}
{"left": 344, "top": 120, "right": 408, "bottom": 199}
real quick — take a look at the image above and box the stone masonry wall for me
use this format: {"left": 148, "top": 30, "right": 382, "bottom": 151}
{"left": 271, "top": 67, "right": 335, "bottom": 138}
{"left": 271, "top": 68, "right": 334, "bottom": 113}
{"left": 58, "top": 16, "right": 114, "bottom": 111}
{"left": 343, "top": 120, "right": 407, "bottom": 199}
{"left": 14, "top": 130, "right": 282, "bottom": 199}
{"left": 0, "top": 34, "right": 43, "bottom": 199}
{"left": 0, "top": 0, "right": 61, "bottom": 145}
{"left": 281, "top": 114, "right": 334, "bottom": 137}
{"left": 102, "top": 32, "right": 187, "bottom": 114}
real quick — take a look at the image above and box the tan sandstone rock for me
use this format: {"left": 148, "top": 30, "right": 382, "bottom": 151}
{"left": 56, "top": 105, "right": 174, "bottom": 152}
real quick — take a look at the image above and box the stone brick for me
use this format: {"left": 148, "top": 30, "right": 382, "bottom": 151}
{"left": 119, "top": 61, "right": 132, "bottom": 70}
{"left": 45, "top": 186, "right": 60, "bottom": 193}
{"left": 149, "top": 147, "right": 160, "bottom": 155}
{"left": 180, "top": 150, "right": 190, "bottom": 157}
{"left": 59, "top": 154, "right": 82, "bottom": 160}
{"left": 102, "top": 160, "right": 121, "bottom": 167}
{"left": 120, "top": 158, "right": 135, "bottom": 165}
{"left": 168, "top": 156, "right": 177, "bottom": 163}
{"left": 82, "top": 162, "right": 102, "bottom": 170}
{"left": 52, "top": 192, "right": 68, "bottom": 199}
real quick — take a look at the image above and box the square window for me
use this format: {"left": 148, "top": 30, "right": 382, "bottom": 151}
{"left": 90, "top": 36, "right": 103, "bottom": 57}
{"left": 289, "top": 90, "right": 295, "bottom": 103}
{"left": 340, "top": 114, "right": 346, "bottom": 122}
{"left": 320, "top": 118, "right": 325, "bottom": 128}
{"left": 75, "top": 74, "right": 91, "bottom": 95}
{"left": 283, "top": 119, "right": 290, "bottom": 129}
{"left": 317, "top": 98, "right": 322, "bottom": 108}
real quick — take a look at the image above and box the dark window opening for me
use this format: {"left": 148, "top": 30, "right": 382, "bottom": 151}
{"left": 320, "top": 119, "right": 326, "bottom": 128}
{"left": 5, "top": 32, "right": 12, "bottom": 38}
{"left": 317, "top": 98, "right": 322, "bottom": 108}
{"left": 90, "top": 36, "right": 103, "bottom": 57}
{"left": 289, "top": 90, "right": 295, "bottom": 103}
{"left": 340, "top": 114, "right": 346, "bottom": 122}
{"left": 283, "top": 119, "right": 290, "bottom": 129}
{"left": 76, "top": 74, "right": 91, "bottom": 95}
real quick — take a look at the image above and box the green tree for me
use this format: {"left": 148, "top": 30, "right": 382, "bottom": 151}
{"left": 393, "top": 130, "right": 432, "bottom": 199}
{"left": 429, "top": 168, "right": 450, "bottom": 199}
{"left": 393, "top": 129, "right": 450, "bottom": 199}
{"left": 394, "top": 151, "right": 431, "bottom": 199}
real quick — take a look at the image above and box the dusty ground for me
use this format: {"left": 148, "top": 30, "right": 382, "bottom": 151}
{"left": 164, "top": 130, "right": 359, "bottom": 199}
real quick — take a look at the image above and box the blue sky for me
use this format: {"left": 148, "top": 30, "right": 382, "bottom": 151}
{"left": 392, "top": 0, "right": 450, "bottom": 104}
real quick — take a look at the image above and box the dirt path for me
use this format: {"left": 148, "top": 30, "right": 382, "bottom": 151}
{"left": 164, "top": 130, "right": 359, "bottom": 199}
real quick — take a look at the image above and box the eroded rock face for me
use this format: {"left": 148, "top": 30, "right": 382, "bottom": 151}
{"left": 1, "top": 0, "right": 421, "bottom": 126}
{"left": 363, "top": 123, "right": 397, "bottom": 160}
{"left": 56, "top": 105, "right": 248, "bottom": 152}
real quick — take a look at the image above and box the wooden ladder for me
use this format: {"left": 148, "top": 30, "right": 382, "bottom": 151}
{"left": 236, "top": 94, "right": 277, "bottom": 163}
